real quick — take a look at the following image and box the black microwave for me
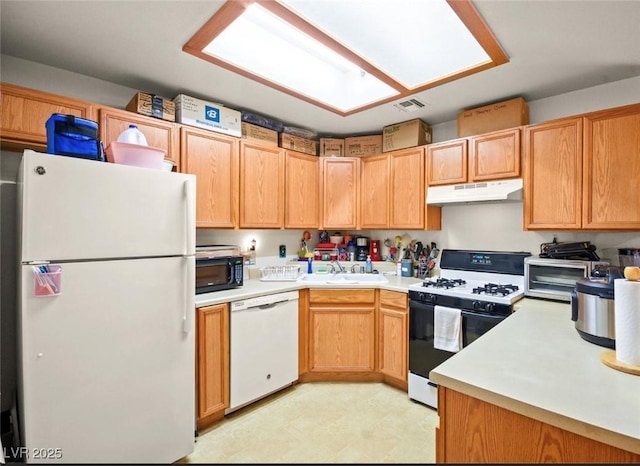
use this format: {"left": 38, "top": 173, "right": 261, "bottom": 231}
{"left": 195, "top": 255, "right": 244, "bottom": 294}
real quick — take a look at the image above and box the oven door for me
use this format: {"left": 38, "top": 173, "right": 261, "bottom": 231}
{"left": 408, "top": 299, "right": 507, "bottom": 408}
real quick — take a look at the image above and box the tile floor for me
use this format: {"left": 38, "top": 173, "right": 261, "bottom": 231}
{"left": 181, "top": 381, "right": 439, "bottom": 463}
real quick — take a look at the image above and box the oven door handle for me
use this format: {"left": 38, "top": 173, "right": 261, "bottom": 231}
{"left": 460, "top": 310, "right": 507, "bottom": 321}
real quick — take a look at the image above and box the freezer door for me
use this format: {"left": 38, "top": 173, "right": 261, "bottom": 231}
{"left": 18, "top": 256, "right": 195, "bottom": 463}
{"left": 19, "top": 150, "right": 195, "bottom": 262}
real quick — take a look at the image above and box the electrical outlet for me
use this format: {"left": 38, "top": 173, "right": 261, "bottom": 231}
{"left": 279, "top": 245, "right": 286, "bottom": 258}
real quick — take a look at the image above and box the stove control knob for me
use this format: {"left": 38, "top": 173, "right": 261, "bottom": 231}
{"left": 472, "top": 300, "right": 481, "bottom": 310}
{"left": 485, "top": 302, "right": 495, "bottom": 313}
{"left": 428, "top": 294, "right": 438, "bottom": 304}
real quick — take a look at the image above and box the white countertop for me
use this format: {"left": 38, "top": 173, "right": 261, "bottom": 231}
{"left": 430, "top": 298, "right": 640, "bottom": 455}
{"left": 194, "top": 273, "right": 424, "bottom": 307}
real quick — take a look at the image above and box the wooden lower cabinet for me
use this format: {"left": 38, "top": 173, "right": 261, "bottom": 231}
{"left": 378, "top": 290, "right": 408, "bottom": 390}
{"left": 436, "top": 387, "right": 640, "bottom": 463}
{"left": 196, "top": 303, "right": 229, "bottom": 430}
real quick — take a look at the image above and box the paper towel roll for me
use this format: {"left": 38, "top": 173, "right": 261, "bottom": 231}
{"left": 614, "top": 279, "right": 640, "bottom": 366}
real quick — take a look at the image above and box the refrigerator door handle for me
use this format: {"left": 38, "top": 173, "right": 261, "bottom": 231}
{"left": 184, "top": 178, "right": 195, "bottom": 255}
{"left": 184, "top": 257, "right": 194, "bottom": 334}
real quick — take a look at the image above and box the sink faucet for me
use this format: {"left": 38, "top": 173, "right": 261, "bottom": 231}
{"left": 330, "top": 260, "right": 346, "bottom": 273}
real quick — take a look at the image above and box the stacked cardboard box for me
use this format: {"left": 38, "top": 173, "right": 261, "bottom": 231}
{"left": 382, "top": 119, "right": 432, "bottom": 152}
{"left": 279, "top": 133, "right": 317, "bottom": 156}
{"left": 457, "top": 97, "right": 529, "bottom": 137}
{"left": 174, "top": 94, "right": 241, "bottom": 137}
{"left": 344, "top": 135, "right": 383, "bottom": 157}
{"left": 241, "top": 122, "right": 278, "bottom": 147}
{"left": 319, "top": 138, "right": 345, "bottom": 157}
{"left": 126, "top": 92, "right": 175, "bottom": 122}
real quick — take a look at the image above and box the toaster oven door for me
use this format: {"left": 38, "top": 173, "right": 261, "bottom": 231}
{"left": 525, "top": 260, "right": 590, "bottom": 301}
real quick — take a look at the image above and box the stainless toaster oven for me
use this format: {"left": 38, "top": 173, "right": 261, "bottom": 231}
{"left": 524, "top": 256, "right": 609, "bottom": 302}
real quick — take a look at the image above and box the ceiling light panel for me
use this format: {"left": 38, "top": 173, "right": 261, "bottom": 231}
{"left": 280, "top": 0, "right": 491, "bottom": 88}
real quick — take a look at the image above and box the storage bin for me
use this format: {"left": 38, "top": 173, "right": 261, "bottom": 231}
{"left": 33, "top": 265, "right": 62, "bottom": 297}
{"left": 46, "top": 113, "right": 104, "bottom": 161}
{"left": 105, "top": 142, "right": 166, "bottom": 169}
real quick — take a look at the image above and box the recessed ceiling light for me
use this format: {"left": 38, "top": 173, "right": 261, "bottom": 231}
{"left": 183, "top": 0, "right": 508, "bottom": 116}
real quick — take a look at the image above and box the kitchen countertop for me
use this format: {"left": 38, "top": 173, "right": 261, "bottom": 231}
{"left": 430, "top": 297, "right": 640, "bottom": 455}
{"left": 194, "top": 272, "right": 424, "bottom": 307}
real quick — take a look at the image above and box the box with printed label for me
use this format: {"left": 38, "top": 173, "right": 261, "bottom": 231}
{"left": 241, "top": 122, "right": 278, "bottom": 146}
{"left": 457, "top": 97, "right": 529, "bottom": 137}
{"left": 319, "top": 138, "right": 345, "bottom": 157}
{"left": 279, "top": 133, "right": 317, "bottom": 156}
{"left": 173, "top": 94, "right": 241, "bottom": 137}
{"left": 344, "top": 134, "right": 383, "bottom": 157}
{"left": 382, "top": 119, "right": 432, "bottom": 153}
{"left": 126, "top": 92, "right": 175, "bottom": 122}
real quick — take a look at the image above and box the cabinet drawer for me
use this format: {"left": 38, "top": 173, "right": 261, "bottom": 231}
{"left": 379, "top": 290, "right": 407, "bottom": 310}
{"left": 309, "top": 289, "right": 375, "bottom": 304}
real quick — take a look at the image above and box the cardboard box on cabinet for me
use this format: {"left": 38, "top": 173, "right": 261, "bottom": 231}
{"left": 174, "top": 94, "right": 241, "bottom": 137}
{"left": 126, "top": 92, "right": 175, "bottom": 122}
{"left": 279, "top": 133, "right": 317, "bottom": 156}
{"left": 344, "top": 134, "right": 383, "bottom": 156}
{"left": 457, "top": 97, "right": 529, "bottom": 137}
{"left": 319, "top": 138, "right": 345, "bottom": 157}
{"left": 382, "top": 119, "right": 432, "bottom": 152}
{"left": 241, "top": 122, "right": 278, "bottom": 147}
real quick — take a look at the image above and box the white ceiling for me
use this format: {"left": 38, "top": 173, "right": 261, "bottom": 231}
{"left": 1, "top": 0, "right": 639, "bottom": 136}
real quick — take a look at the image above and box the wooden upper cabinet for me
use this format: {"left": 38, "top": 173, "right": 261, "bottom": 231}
{"left": 390, "top": 147, "right": 425, "bottom": 229}
{"left": 469, "top": 128, "right": 521, "bottom": 181}
{"left": 181, "top": 126, "right": 238, "bottom": 229}
{"left": 582, "top": 103, "right": 640, "bottom": 229}
{"left": 321, "top": 157, "right": 360, "bottom": 229}
{"left": 1, "top": 83, "right": 94, "bottom": 149}
{"left": 99, "top": 107, "right": 180, "bottom": 166}
{"left": 360, "top": 153, "right": 390, "bottom": 229}
{"left": 523, "top": 117, "right": 583, "bottom": 230}
{"left": 239, "top": 141, "right": 284, "bottom": 228}
{"left": 284, "top": 150, "right": 320, "bottom": 229}
{"left": 426, "top": 139, "right": 468, "bottom": 186}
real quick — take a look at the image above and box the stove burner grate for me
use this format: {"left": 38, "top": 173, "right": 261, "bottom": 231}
{"left": 422, "top": 278, "right": 466, "bottom": 289}
{"left": 472, "top": 283, "right": 520, "bottom": 297}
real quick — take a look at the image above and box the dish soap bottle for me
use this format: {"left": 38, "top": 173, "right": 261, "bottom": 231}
{"left": 365, "top": 255, "right": 373, "bottom": 273}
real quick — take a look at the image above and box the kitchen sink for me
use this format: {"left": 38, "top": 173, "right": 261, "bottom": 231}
{"left": 297, "top": 273, "right": 388, "bottom": 284}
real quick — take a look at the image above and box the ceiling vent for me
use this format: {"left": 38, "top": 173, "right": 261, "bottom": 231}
{"left": 394, "top": 98, "right": 427, "bottom": 112}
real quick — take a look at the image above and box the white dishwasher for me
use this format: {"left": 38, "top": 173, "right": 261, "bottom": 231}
{"left": 226, "top": 290, "right": 299, "bottom": 413}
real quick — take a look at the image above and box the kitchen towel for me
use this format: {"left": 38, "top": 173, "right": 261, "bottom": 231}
{"left": 613, "top": 279, "right": 640, "bottom": 366}
{"left": 434, "top": 305, "right": 462, "bottom": 352}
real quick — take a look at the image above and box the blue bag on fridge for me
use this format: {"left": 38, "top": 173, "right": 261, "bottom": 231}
{"left": 46, "top": 114, "right": 105, "bottom": 161}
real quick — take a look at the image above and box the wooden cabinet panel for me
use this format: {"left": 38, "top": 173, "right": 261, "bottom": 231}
{"left": 321, "top": 157, "right": 360, "bottom": 229}
{"left": 469, "top": 128, "right": 520, "bottom": 181}
{"left": 181, "top": 127, "right": 238, "bottom": 228}
{"left": 583, "top": 104, "right": 640, "bottom": 229}
{"left": 523, "top": 117, "right": 583, "bottom": 230}
{"left": 239, "top": 142, "right": 284, "bottom": 228}
{"left": 309, "top": 289, "right": 375, "bottom": 304}
{"left": 390, "top": 147, "right": 425, "bottom": 229}
{"left": 426, "top": 139, "right": 467, "bottom": 186}
{"left": 360, "top": 154, "right": 390, "bottom": 229}
{"left": 99, "top": 107, "right": 179, "bottom": 166}
{"left": 1, "top": 83, "right": 94, "bottom": 149}
{"left": 438, "top": 388, "right": 640, "bottom": 463}
{"left": 378, "top": 290, "right": 408, "bottom": 385}
{"left": 197, "top": 304, "right": 229, "bottom": 423}
{"left": 284, "top": 150, "right": 320, "bottom": 229}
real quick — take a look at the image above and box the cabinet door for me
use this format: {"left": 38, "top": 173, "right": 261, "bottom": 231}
{"left": 1, "top": 83, "right": 94, "bottom": 149}
{"left": 285, "top": 150, "right": 320, "bottom": 229}
{"left": 523, "top": 118, "right": 582, "bottom": 230}
{"left": 197, "top": 304, "right": 229, "bottom": 422}
{"left": 583, "top": 104, "right": 640, "bottom": 229}
{"left": 469, "top": 128, "right": 521, "bottom": 181}
{"left": 426, "top": 139, "right": 468, "bottom": 186}
{"left": 378, "top": 290, "right": 408, "bottom": 385}
{"left": 360, "top": 153, "right": 390, "bottom": 229}
{"left": 321, "top": 157, "right": 360, "bottom": 229}
{"left": 181, "top": 127, "right": 238, "bottom": 228}
{"left": 390, "top": 147, "right": 425, "bottom": 229}
{"left": 239, "top": 142, "right": 285, "bottom": 228}
{"left": 99, "top": 107, "right": 179, "bottom": 166}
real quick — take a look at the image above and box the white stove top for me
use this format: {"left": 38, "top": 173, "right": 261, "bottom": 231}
{"left": 407, "top": 270, "right": 525, "bottom": 306}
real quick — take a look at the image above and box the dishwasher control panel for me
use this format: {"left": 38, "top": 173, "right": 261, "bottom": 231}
{"left": 230, "top": 290, "right": 299, "bottom": 311}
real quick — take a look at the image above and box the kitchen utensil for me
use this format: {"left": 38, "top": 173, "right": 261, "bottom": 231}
{"left": 414, "top": 242, "right": 423, "bottom": 261}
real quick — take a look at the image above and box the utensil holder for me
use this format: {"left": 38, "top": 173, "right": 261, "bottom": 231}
{"left": 33, "top": 265, "right": 62, "bottom": 297}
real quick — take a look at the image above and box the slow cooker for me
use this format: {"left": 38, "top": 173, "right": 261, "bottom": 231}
{"left": 570, "top": 266, "right": 624, "bottom": 349}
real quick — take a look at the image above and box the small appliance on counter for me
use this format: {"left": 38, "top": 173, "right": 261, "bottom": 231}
{"left": 355, "top": 236, "right": 369, "bottom": 261}
{"left": 195, "top": 245, "right": 244, "bottom": 293}
{"left": 524, "top": 256, "right": 609, "bottom": 302}
{"left": 570, "top": 266, "right": 624, "bottom": 349}
{"left": 369, "top": 240, "right": 381, "bottom": 261}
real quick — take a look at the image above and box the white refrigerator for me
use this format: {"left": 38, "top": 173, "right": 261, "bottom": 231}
{"left": 16, "top": 150, "right": 196, "bottom": 463}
